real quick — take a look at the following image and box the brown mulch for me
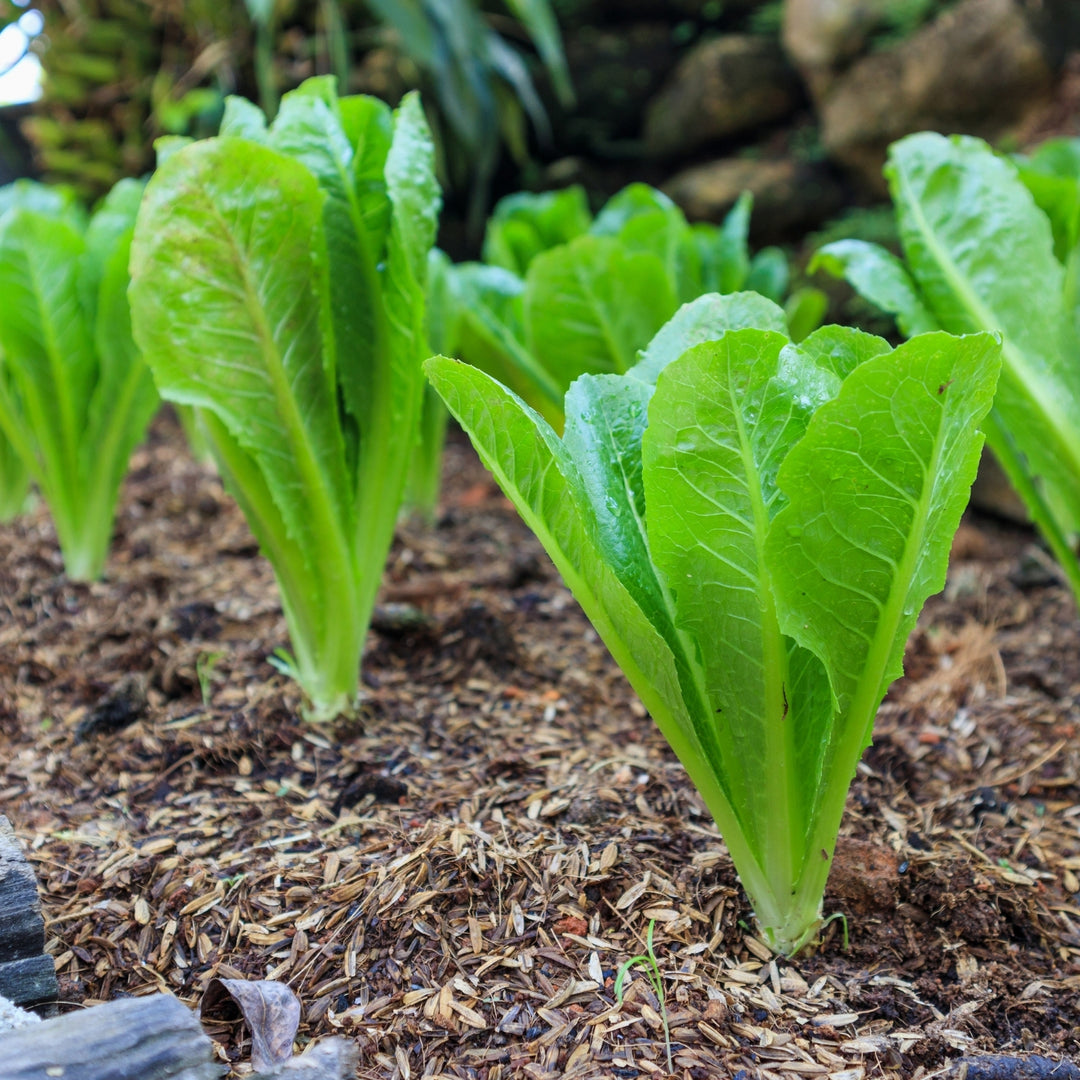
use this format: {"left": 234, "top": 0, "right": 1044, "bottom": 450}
{"left": 2, "top": 412, "right": 1080, "bottom": 1079}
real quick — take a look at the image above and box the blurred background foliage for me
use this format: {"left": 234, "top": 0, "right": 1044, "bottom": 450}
{"left": 2, "top": 0, "right": 1080, "bottom": 257}
{"left": 0, "top": 0, "right": 576, "bottom": 237}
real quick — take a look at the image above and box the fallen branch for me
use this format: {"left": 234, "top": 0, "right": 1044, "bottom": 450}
{"left": 0, "top": 994, "right": 220, "bottom": 1080}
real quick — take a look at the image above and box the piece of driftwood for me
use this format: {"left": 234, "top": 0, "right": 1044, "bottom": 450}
{"left": 0, "top": 990, "right": 360, "bottom": 1080}
{"left": 0, "top": 816, "right": 58, "bottom": 1011}
{"left": 950, "top": 1055, "right": 1080, "bottom": 1079}
{"left": 0, "top": 994, "right": 222, "bottom": 1080}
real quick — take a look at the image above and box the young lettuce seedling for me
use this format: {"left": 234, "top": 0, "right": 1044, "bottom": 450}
{"left": 0, "top": 178, "right": 158, "bottom": 579}
{"left": 427, "top": 295, "right": 1000, "bottom": 954}
{"left": 130, "top": 78, "right": 440, "bottom": 721}
{"left": 814, "top": 132, "right": 1080, "bottom": 607}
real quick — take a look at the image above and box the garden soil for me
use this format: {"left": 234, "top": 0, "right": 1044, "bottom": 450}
{"left": 2, "top": 413, "right": 1079, "bottom": 1079}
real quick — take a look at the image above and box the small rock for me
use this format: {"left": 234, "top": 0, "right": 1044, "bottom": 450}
{"left": 644, "top": 35, "right": 799, "bottom": 156}
{"left": 0, "top": 994, "right": 41, "bottom": 1033}
{"left": 826, "top": 837, "right": 900, "bottom": 915}
{"left": 663, "top": 156, "right": 844, "bottom": 240}
{"left": 820, "top": 0, "right": 1054, "bottom": 188}
{"left": 782, "top": 0, "right": 884, "bottom": 94}
{"left": 250, "top": 1039, "right": 358, "bottom": 1080}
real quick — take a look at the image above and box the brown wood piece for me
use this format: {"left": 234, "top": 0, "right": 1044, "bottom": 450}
{"left": 0, "top": 993, "right": 222, "bottom": 1080}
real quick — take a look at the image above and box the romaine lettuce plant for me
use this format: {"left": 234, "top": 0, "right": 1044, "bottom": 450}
{"left": 130, "top": 77, "right": 440, "bottom": 721}
{"left": 814, "top": 133, "right": 1080, "bottom": 606}
{"left": 0, "top": 183, "right": 83, "bottom": 523}
{"left": 0, "top": 178, "right": 158, "bottom": 578}
{"left": 426, "top": 295, "right": 1000, "bottom": 954}
{"left": 481, "top": 185, "right": 592, "bottom": 277}
{"left": 452, "top": 184, "right": 825, "bottom": 424}
{"left": 406, "top": 183, "right": 827, "bottom": 522}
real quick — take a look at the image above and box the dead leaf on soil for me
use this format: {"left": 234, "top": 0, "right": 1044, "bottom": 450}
{"left": 201, "top": 977, "right": 301, "bottom": 1070}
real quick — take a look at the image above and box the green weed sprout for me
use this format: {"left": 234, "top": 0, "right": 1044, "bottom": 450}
{"left": 614, "top": 919, "right": 673, "bottom": 1074}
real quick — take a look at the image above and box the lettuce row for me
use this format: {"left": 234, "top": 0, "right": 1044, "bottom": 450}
{"left": 427, "top": 295, "right": 1000, "bottom": 954}
{"left": 815, "top": 132, "right": 1080, "bottom": 606}
{"left": 447, "top": 185, "right": 821, "bottom": 428}
{"left": 0, "top": 178, "right": 158, "bottom": 578}
{"left": 130, "top": 77, "right": 440, "bottom": 721}
{"left": 405, "top": 183, "right": 823, "bottom": 521}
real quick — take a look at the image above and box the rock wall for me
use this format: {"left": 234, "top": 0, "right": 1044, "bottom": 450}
{"left": 547, "top": 0, "right": 1080, "bottom": 238}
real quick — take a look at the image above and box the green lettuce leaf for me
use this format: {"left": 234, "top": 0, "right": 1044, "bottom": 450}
{"left": 482, "top": 185, "right": 591, "bottom": 276}
{"left": 811, "top": 239, "right": 939, "bottom": 337}
{"left": 817, "top": 132, "right": 1080, "bottom": 604}
{"left": 525, "top": 235, "right": 678, "bottom": 393}
{"left": 631, "top": 292, "right": 787, "bottom": 384}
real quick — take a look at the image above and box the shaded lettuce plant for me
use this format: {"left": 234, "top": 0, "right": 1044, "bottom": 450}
{"left": 0, "top": 178, "right": 157, "bottom": 578}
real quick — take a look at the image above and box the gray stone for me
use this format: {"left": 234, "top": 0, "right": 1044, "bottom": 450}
{"left": 644, "top": 35, "right": 799, "bottom": 157}
{"left": 782, "top": 0, "right": 879, "bottom": 70}
{"left": 0, "top": 815, "right": 58, "bottom": 1012}
{"left": 662, "top": 156, "right": 844, "bottom": 240}
{"left": 781, "top": 0, "right": 885, "bottom": 95}
{"left": 0, "top": 993, "right": 41, "bottom": 1033}
{"left": 820, "top": 0, "right": 1054, "bottom": 188}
